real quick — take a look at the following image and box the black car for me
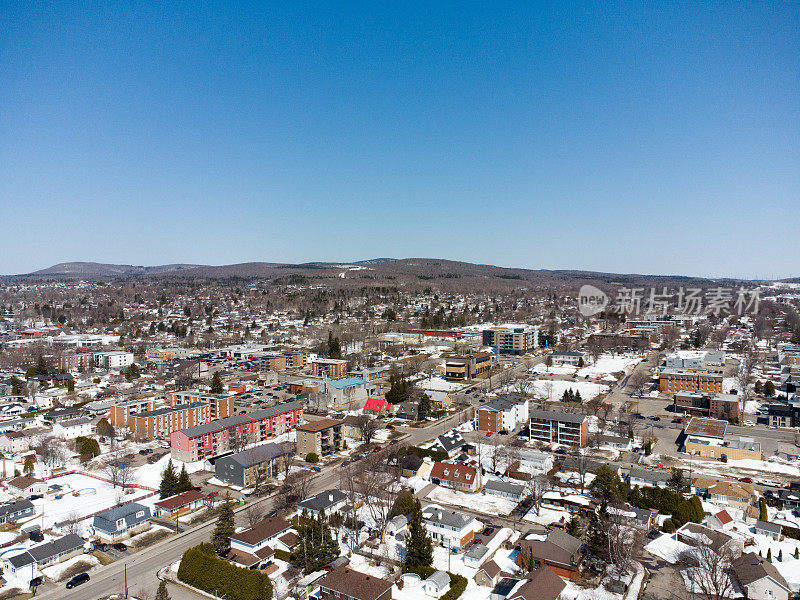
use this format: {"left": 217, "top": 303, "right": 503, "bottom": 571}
{"left": 112, "top": 543, "right": 128, "bottom": 552}
{"left": 646, "top": 530, "right": 661, "bottom": 540}
{"left": 66, "top": 573, "right": 90, "bottom": 589}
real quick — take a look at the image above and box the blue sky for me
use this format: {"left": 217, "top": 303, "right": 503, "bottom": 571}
{"left": 1, "top": 2, "right": 798, "bottom": 278}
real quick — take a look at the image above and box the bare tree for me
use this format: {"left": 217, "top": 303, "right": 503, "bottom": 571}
{"left": 245, "top": 503, "right": 265, "bottom": 527}
{"left": 357, "top": 414, "right": 377, "bottom": 445}
{"left": 736, "top": 346, "right": 756, "bottom": 414}
{"left": 525, "top": 474, "right": 548, "bottom": 515}
{"left": 679, "top": 536, "right": 735, "bottom": 600}
{"left": 356, "top": 453, "right": 395, "bottom": 542}
{"left": 62, "top": 510, "right": 82, "bottom": 535}
{"left": 104, "top": 449, "right": 133, "bottom": 489}
{"left": 628, "top": 370, "right": 651, "bottom": 398}
{"left": 603, "top": 507, "right": 639, "bottom": 575}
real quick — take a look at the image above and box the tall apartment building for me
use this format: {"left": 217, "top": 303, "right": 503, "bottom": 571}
{"left": 167, "top": 391, "right": 234, "bottom": 420}
{"left": 93, "top": 351, "right": 135, "bottom": 369}
{"left": 129, "top": 402, "right": 211, "bottom": 440}
{"left": 296, "top": 418, "right": 344, "bottom": 457}
{"left": 170, "top": 402, "right": 304, "bottom": 462}
{"left": 482, "top": 325, "right": 539, "bottom": 355}
{"left": 310, "top": 358, "right": 349, "bottom": 379}
{"left": 58, "top": 352, "right": 93, "bottom": 371}
{"left": 444, "top": 352, "right": 493, "bottom": 380}
{"left": 660, "top": 369, "right": 723, "bottom": 394}
{"left": 109, "top": 397, "right": 157, "bottom": 427}
{"left": 529, "top": 409, "right": 589, "bottom": 447}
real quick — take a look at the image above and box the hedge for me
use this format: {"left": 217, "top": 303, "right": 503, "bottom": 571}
{"left": 178, "top": 544, "right": 273, "bottom": 600}
{"left": 274, "top": 548, "right": 291, "bottom": 561}
{"left": 407, "top": 446, "right": 449, "bottom": 462}
{"left": 783, "top": 525, "right": 800, "bottom": 540}
{"left": 441, "top": 573, "right": 467, "bottom": 600}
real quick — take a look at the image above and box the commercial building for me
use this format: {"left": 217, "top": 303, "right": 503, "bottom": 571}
{"left": 170, "top": 402, "right": 304, "bottom": 462}
{"left": 444, "top": 352, "right": 493, "bottom": 381}
{"left": 682, "top": 417, "right": 763, "bottom": 461}
{"left": 664, "top": 350, "right": 725, "bottom": 372}
{"left": 528, "top": 410, "right": 589, "bottom": 447}
{"left": 659, "top": 369, "right": 723, "bottom": 394}
{"left": 296, "top": 418, "right": 344, "bottom": 457}
{"left": 673, "top": 391, "right": 740, "bottom": 421}
{"left": 482, "top": 326, "right": 539, "bottom": 355}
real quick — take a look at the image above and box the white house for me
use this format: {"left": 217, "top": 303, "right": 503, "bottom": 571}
{"left": 731, "top": 553, "right": 791, "bottom": 600}
{"left": 0, "top": 431, "right": 29, "bottom": 454}
{"left": 52, "top": 416, "right": 94, "bottom": 440}
{"left": 422, "top": 505, "right": 480, "bottom": 551}
{"left": 7, "top": 476, "right": 47, "bottom": 497}
{"left": 423, "top": 571, "right": 451, "bottom": 598}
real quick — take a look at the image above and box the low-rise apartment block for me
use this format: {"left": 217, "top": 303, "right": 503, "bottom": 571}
{"left": 310, "top": 358, "right": 349, "bottom": 379}
{"left": 130, "top": 402, "right": 211, "bottom": 440}
{"left": 476, "top": 394, "right": 529, "bottom": 433}
{"left": 296, "top": 418, "right": 344, "bottom": 457}
{"left": 168, "top": 390, "right": 235, "bottom": 419}
{"left": 659, "top": 369, "right": 723, "bottom": 393}
{"left": 673, "top": 391, "right": 740, "bottom": 421}
{"left": 109, "top": 397, "right": 157, "bottom": 427}
{"left": 214, "top": 443, "right": 291, "bottom": 487}
{"left": 170, "top": 401, "right": 304, "bottom": 462}
{"left": 529, "top": 409, "right": 589, "bottom": 447}
{"left": 444, "top": 351, "right": 493, "bottom": 381}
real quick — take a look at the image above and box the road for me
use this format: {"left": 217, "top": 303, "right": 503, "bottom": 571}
{"left": 33, "top": 411, "right": 461, "bottom": 600}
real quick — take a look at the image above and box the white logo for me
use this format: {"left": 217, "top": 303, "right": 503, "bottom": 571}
{"left": 578, "top": 285, "right": 609, "bottom": 317}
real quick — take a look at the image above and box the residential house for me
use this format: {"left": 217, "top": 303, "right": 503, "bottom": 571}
{"left": 429, "top": 430, "right": 465, "bottom": 457}
{"left": 422, "top": 506, "right": 479, "bottom": 551}
{"left": 427, "top": 391, "right": 451, "bottom": 409}
{"left": 93, "top": 502, "right": 151, "bottom": 541}
{"left": 52, "top": 416, "right": 94, "bottom": 440}
{"left": 430, "top": 461, "right": 479, "bottom": 493}
{"left": 693, "top": 478, "right": 756, "bottom": 511}
{"left": 0, "top": 499, "right": 35, "bottom": 524}
{"left": 296, "top": 419, "right": 344, "bottom": 458}
{"left": 0, "top": 431, "right": 29, "bottom": 454}
{"left": 731, "top": 552, "right": 791, "bottom": 600}
{"left": 541, "top": 491, "right": 597, "bottom": 517}
{"left": 226, "top": 517, "right": 292, "bottom": 569}
{"left": 707, "top": 509, "right": 735, "bottom": 531}
{"left": 1, "top": 533, "right": 84, "bottom": 581}
{"left": 363, "top": 397, "right": 393, "bottom": 415}
{"left": 507, "top": 566, "right": 567, "bottom": 600}
{"left": 423, "top": 571, "right": 450, "bottom": 598}
{"left": 318, "top": 567, "right": 393, "bottom": 600}
{"left": 214, "top": 443, "right": 290, "bottom": 488}
{"left": 395, "top": 401, "right": 420, "bottom": 421}
{"left": 386, "top": 515, "right": 407, "bottom": 537}
{"left": 549, "top": 351, "right": 587, "bottom": 367}
{"left": 400, "top": 453, "right": 430, "bottom": 478}
{"left": 298, "top": 489, "right": 347, "bottom": 518}
{"left": 464, "top": 544, "right": 491, "bottom": 568}
{"left": 518, "top": 531, "right": 583, "bottom": 579}
{"left": 483, "top": 480, "right": 525, "bottom": 502}
{"left": 7, "top": 476, "right": 47, "bottom": 497}
{"left": 153, "top": 490, "right": 205, "bottom": 519}
{"left": 0, "top": 417, "right": 34, "bottom": 433}
{"left": 628, "top": 467, "right": 671, "bottom": 489}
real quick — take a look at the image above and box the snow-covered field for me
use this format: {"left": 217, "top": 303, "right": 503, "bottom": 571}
{"left": 530, "top": 379, "right": 609, "bottom": 402}
{"left": 577, "top": 354, "right": 643, "bottom": 379}
{"left": 416, "top": 377, "right": 468, "bottom": 392}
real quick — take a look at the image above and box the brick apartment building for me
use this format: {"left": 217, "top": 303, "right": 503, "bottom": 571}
{"left": 58, "top": 352, "right": 93, "bottom": 371}
{"left": 170, "top": 401, "right": 304, "bottom": 462}
{"left": 296, "top": 418, "right": 344, "bottom": 457}
{"left": 529, "top": 409, "right": 589, "bottom": 447}
{"left": 444, "top": 351, "right": 493, "bottom": 381}
{"left": 130, "top": 402, "right": 211, "bottom": 440}
{"left": 660, "top": 369, "right": 723, "bottom": 393}
{"left": 109, "top": 397, "right": 157, "bottom": 427}
{"left": 283, "top": 350, "right": 309, "bottom": 369}
{"left": 310, "top": 358, "right": 349, "bottom": 379}
{"left": 168, "top": 390, "right": 235, "bottom": 420}
{"left": 476, "top": 394, "right": 529, "bottom": 433}
{"left": 257, "top": 353, "right": 287, "bottom": 372}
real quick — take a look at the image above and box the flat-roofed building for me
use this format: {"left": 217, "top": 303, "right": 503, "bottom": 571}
{"left": 660, "top": 369, "right": 723, "bottom": 394}
{"left": 296, "top": 418, "right": 344, "bottom": 457}
{"left": 444, "top": 352, "right": 493, "bottom": 381}
{"left": 482, "top": 326, "right": 538, "bottom": 355}
{"left": 310, "top": 358, "right": 349, "bottom": 379}
{"left": 168, "top": 390, "right": 235, "bottom": 420}
{"left": 673, "top": 391, "right": 740, "bottom": 421}
{"left": 528, "top": 410, "right": 588, "bottom": 447}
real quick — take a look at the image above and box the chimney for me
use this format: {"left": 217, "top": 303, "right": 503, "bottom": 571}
{"left": 328, "top": 493, "right": 334, "bottom": 502}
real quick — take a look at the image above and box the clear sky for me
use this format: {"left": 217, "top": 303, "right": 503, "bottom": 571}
{"left": 1, "top": 2, "right": 798, "bottom": 278}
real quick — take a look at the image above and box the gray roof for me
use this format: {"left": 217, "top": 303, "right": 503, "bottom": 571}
{"left": 755, "top": 520, "right": 782, "bottom": 534}
{"left": 464, "top": 543, "right": 489, "bottom": 561}
{"left": 422, "top": 506, "right": 473, "bottom": 529}
{"left": 732, "top": 552, "right": 790, "bottom": 589}
{"left": 529, "top": 409, "right": 588, "bottom": 424}
{"left": 298, "top": 489, "right": 347, "bottom": 513}
{"left": 7, "top": 533, "right": 84, "bottom": 568}
{"left": 425, "top": 570, "right": 450, "bottom": 589}
{"left": 57, "top": 416, "right": 93, "bottom": 428}
{"left": 432, "top": 430, "right": 464, "bottom": 453}
{"left": 546, "top": 530, "right": 582, "bottom": 555}
{"left": 629, "top": 466, "right": 672, "bottom": 483}
{"left": 0, "top": 499, "right": 34, "bottom": 519}
{"left": 136, "top": 402, "right": 207, "bottom": 419}
{"left": 483, "top": 394, "right": 527, "bottom": 413}
{"left": 224, "top": 443, "right": 289, "bottom": 468}
{"left": 93, "top": 502, "right": 150, "bottom": 533}
{"left": 484, "top": 479, "right": 525, "bottom": 496}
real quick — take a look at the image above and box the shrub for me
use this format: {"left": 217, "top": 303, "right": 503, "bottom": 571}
{"left": 441, "top": 573, "right": 468, "bottom": 600}
{"left": 178, "top": 544, "right": 273, "bottom": 600}
{"left": 663, "top": 519, "right": 676, "bottom": 533}
{"left": 305, "top": 453, "right": 319, "bottom": 463}
{"left": 274, "top": 548, "right": 291, "bottom": 562}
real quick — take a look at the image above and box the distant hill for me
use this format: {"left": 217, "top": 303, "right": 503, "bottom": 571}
{"left": 8, "top": 258, "right": 739, "bottom": 291}
{"left": 26, "top": 262, "right": 206, "bottom": 277}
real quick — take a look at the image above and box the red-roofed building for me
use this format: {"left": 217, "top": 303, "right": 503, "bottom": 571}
{"left": 709, "top": 509, "right": 735, "bottom": 531}
{"left": 153, "top": 490, "right": 205, "bottom": 518}
{"left": 430, "top": 461, "right": 480, "bottom": 492}
{"left": 363, "top": 398, "right": 392, "bottom": 415}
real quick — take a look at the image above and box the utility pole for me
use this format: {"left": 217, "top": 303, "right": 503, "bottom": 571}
{"left": 124, "top": 563, "right": 128, "bottom": 598}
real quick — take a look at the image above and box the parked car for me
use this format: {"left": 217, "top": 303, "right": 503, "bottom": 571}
{"left": 671, "top": 418, "right": 684, "bottom": 424}
{"left": 311, "top": 466, "right": 320, "bottom": 472}
{"left": 554, "top": 449, "right": 567, "bottom": 455}
{"left": 486, "top": 431, "right": 493, "bottom": 437}
{"left": 28, "top": 494, "right": 42, "bottom": 500}
{"left": 743, "top": 420, "right": 755, "bottom": 427}
{"left": 739, "top": 477, "right": 753, "bottom": 483}
{"left": 646, "top": 530, "right": 661, "bottom": 540}
{"left": 66, "top": 573, "right": 90, "bottom": 589}
{"left": 650, "top": 416, "right": 661, "bottom": 421}
{"left": 112, "top": 543, "right": 128, "bottom": 552}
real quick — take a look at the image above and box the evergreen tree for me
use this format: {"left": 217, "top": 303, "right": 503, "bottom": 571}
{"left": 591, "top": 465, "right": 623, "bottom": 503}
{"left": 565, "top": 516, "right": 581, "bottom": 538}
{"left": 767, "top": 548, "right": 772, "bottom": 562}
{"left": 764, "top": 380, "right": 776, "bottom": 397}
{"left": 291, "top": 510, "right": 339, "bottom": 573}
{"left": 417, "top": 394, "right": 432, "bottom": 421}
{"left": 96, "top": 418, "right": 114, "bottom": 438}
{"left": 210, "top": 371, "right": 224, "bottom": 394}
{"left": 574, "top": 390, "right": 582, "bottom": 403}
{"left": 177, "top": 464, "right": 193, "bottom": 494}
{"left": 155, "top": 579, "right": 171, "bottom": 600}
{"left": 585, "top": 511, "right": 608, "bottom": 560}
{"left": 404, "top": 499, "right": 433, "bottom": 570}
{"left": 212, "top": 493, "right": 235, "bottom": 554}
{"left": 160, "top": 460, "right": 178, "bottom": 499}
{"left": 794, "top": 547, "right": 798, "bottom": 559}
{"left": 667, "top": 468, "right": 689, "bottom": 495}
{"left": 778, "top": 549, "right": 782, "bottom": 562}
{"left": 577, "top": 357, "right": 585, "bottom": 368}
{"left": 23, "top": 457, "right": 34, "bottom": 475}
{"left": 759, "top": 498, "right": 769, "bottom": 522}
